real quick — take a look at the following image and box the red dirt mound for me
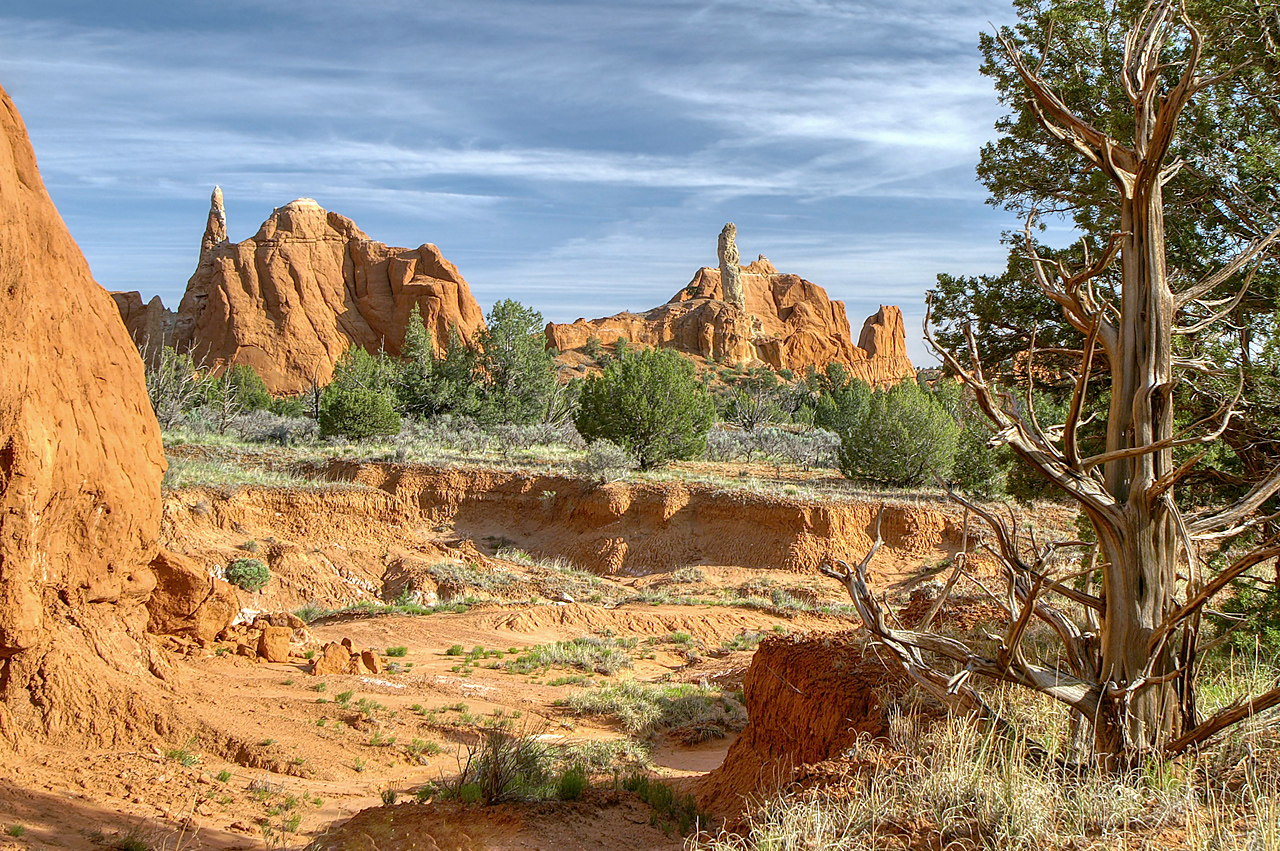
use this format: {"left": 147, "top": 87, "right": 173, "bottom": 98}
{"left": 696, "top": 632, "right": 910, "bottom": 817}
{"left": 305, "top": 789, "right": 684, "bottom": 851}
{"left": 0, "top": 84, "right": 181, "bottom": 746}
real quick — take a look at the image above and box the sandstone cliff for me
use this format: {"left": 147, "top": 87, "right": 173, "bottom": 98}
{"left": 545, "top": 243, "right": 914, "bottom": 383}
{"left": 155, "top": 191, "right": 486, "bottom": 395}
{"left": 0, "top": 84, "right": 175, "bottom": 744}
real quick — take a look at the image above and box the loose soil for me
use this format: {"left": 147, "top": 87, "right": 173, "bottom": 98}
{"left": 0, "top": 460, "right": 1073, "bottom": 850}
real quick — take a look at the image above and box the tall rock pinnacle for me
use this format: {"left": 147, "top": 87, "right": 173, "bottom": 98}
{"left": 201, "top": 186, "right": 227, "bottom": 255}
{"left": 718, "top": 222, "right": 745, "bottom": 309}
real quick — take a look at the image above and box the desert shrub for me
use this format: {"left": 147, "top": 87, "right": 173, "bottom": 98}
{"left": 1210, "top": 576, "right": 1280, "bottom": 658}
{"left": 396, "top": 307, "right": 484, "bottom": 419}
{"left": 427, "top": 562, "right": 517, "bottom": 594}
{"left": 491, "top": 422, "right": 585, "bottom": 454}
{"left": 225, "top": 363, "right": 273, "bottom": 411}
{"left": 268, "top": 393, "right": 308, "bottom": 418}
{"left": 836, "top": 378, "right": 959, "bottom": 487}
{"left": 146, "top": 345, "right": 213, "bottom": 428}
{"left": 623, "top": 773, "right": 709, "bottom": 836}
{"left": 225, "top": 558, "right": 270, "bottom": 592}
{"left": 386, "top": 646, "right": 408, "bottom": 657}
{"left": 575, "top": 439, "right": 635, "bottom": 483}
{"left": 232, "top": 409, "right": 317, "bottom": 444}
{"left": 720, "top": 367, "right": 788, "bottom": 431}
{"left": 556, "top": 764, "right": 589, "bottom": 800}
{"left": 575, "top": 346, "right": 715, "bottom": 470}
{"left": 669, "top": 566, "right": 705, "bottom": 584}
{"left": 706, "top": 423, "right": 838, "bottom": 471}
{"left": 475, "top": 299, "right": 560, "bottom": 426}
{"left": 319, "top": 384, "right": 400, "bottom": 440}
{"left": 806, "top": 363, "right": 872, "bottom": 435}
{"left": 448, "top": 724, "right": 554, "bottom": 804}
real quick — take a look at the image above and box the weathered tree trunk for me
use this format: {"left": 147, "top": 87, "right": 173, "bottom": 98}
{"left": 1094, "top": 178, "right": 1181, "bottom": 757}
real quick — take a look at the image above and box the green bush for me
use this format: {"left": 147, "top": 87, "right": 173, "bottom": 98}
{"left": 835, "top": 378, "right": 959, "bottom": 487}
{"left": 475, "top": 299, "right": 558, "bottom": 426}
{"left": 319, "top": 384, "right": 400, "bottom": 440}
{"left": 575, "top": 347, "right": 715, "bottom": 470}
{"left": 1210, "top": 578, "right": 1280, "bottom": 658}
{"left": 226, "top": 364, "right": 273, "bottom": 411}
{"left": 225, "top": 558, "right": 270, "bottom": 592}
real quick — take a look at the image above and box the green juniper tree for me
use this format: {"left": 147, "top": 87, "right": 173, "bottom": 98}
{"left": 575, "top": 347, "right": 715, "bottom": 470}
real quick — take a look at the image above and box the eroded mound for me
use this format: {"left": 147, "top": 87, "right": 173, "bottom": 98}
{"left": 696, "top": 632, "right": 910, "bottom": 817}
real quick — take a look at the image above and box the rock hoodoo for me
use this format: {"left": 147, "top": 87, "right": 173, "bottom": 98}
{"left": 0, "top": 84, "right": 172, "bottom": 744}
{"left": 545, "top": 228, "right": 914, "bottom": 383}
{"left": 117, "top": 191, "right": 487, "bottom": 395}
{"left": 718, "top": 222, "right": 746, "bottom": 309}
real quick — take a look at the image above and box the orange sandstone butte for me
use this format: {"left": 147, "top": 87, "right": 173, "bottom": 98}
{"left": 117, "top": 189, "right": 488, "bottom": 395}
{"left": 546, "top": 226, "right": 914, "bottom": 384}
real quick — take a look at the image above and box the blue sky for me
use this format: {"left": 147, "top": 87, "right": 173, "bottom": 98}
{"left": 0, "top": 0, "right": 1027, "bottom": 365}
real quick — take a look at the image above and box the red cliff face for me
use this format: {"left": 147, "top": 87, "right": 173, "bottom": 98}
{"left": 131, "top": 192, "right": 487, "bottom": 395}
{"left": 545, "top": 255, "right": 914, "bottom": 384}
{"left": 0, "top": 84, "right": 174, "bottom": 743}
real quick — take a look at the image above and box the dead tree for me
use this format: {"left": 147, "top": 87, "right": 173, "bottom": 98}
{"left": 826, "top": 0, "right": 1280, "bottom": 765}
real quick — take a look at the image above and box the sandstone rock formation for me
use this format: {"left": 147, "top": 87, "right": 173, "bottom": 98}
{"left": 545, "top": 231, "right": 914, "bottom": 383}
{"left": 133, "top": 191, "right": 487, "bottom": 395}
{"left": 718, "top": 222, "right": 745, "bottom": 309}
{"left": 110, "top": 290, "right": 176, "bottom": 367}
{"left": 0, "top": 84, "right": 171, "bottom": 743}
{"left": 257, "top": 625, "right": 291, "bottom": 663}
{"left": 146, "top": 551, "right": 238, "bottom": 643}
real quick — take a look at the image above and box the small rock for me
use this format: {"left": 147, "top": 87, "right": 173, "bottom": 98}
{"left": 359, "top": 649, "right": 382, "bottom": 675}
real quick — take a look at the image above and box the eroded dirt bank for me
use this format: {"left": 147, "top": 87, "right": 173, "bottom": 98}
{"left": 308, "top": 460, "right": 969, "bottom": 575}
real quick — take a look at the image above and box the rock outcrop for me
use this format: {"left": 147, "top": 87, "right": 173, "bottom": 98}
{"left": 110, "top": 290, "right": 176, "bottom": 367}
{"left": 718, "top": 222, "right": 745, "bottom": 309}
{"left": 545, "top": 230, "right": 914, "bottom": 383}
{"left": 697, "top": 633, "right": 910, "bottom": 817}
{"left": 0, "top": 84, "right": 173, "bottom": 744}
{"left": 143, "top": 191, "right": 487, "bottom": 395}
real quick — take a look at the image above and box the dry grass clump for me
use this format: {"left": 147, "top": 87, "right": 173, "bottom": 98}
{"left": 563, "top": 680, "right": 746, "bottom": 743}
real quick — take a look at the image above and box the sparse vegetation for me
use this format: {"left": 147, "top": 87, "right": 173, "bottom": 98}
{"left": 505, "top": 637, "right": 634, "bottom": 676}
{"left": 564, "top": 680, "right": 745, "bottom": 742}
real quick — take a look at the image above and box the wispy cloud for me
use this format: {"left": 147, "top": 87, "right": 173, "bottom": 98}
{"left": 0, "top": 1, "right": 1022, "bottom": 365}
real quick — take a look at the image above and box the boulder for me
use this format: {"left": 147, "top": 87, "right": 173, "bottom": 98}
{"left": 256, "top": 626, "right": 291, "bottom": 663}
{"left": 144, "top": 190, "right": 486, "bottom": 394}
{"left": 312, "top": 641, "right": 351, "bottom": 676}
{"left": 0, "top": 84, "right": 173, "bottom": 744}
{"left": 146, "top": 551, "right": 238, "bottom": 642}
